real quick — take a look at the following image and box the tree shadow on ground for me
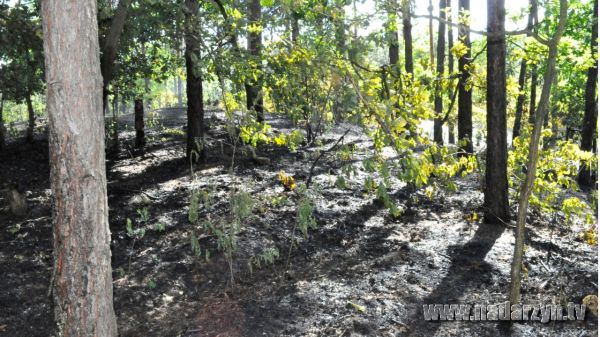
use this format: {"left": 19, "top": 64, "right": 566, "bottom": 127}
{"left": 408, "top": 222, "right": 506, "bottom": 336}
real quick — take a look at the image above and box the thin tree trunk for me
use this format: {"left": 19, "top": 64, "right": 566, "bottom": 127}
{"left": 512, "top": 60, "right": 527, "bottom": 141}
{"left": 528, "top": 65, "right": 538, "bottom": 124}
{"left": 402, "top": 0, "right": 414, "bottom": 75}
{"left": 25, "top": 93, "right": 35, "bottom": 143}
{"left": 578, "top": 0, "right": 598, "bottom": 188}
{"left": 185, "top": 0, "right": 205, "bottom": 162}
{"left": 41, "top": 0, "right": 118, "bottom": 335}
{"left": 245, "top": 0, "right": 264, "bottom": 122}
{"left": 512, "top": 0, "right": 537, "bottom": 142}
{"left": 509, "top": 0, "right": 568, "bottom": 304}
{"left": 134, "top": 99, "right": 145, "bottom": 148}
{"left": 484, "top": 0, "right": 510, "bottom": 225}
{"left": 457, "top": 0, "right": 473, "bottom": 154}
{"left": 291, "top": 14, "right": 299, "bottom": 44}
{"left": 433, "top": 0, "right": 446, "bottom": 145}
{"left": 388, "top": 1, "right": 400, "bottom": 95}
{"left": 100, "top": 0, "right": 132, "bottom": 113}
{"left": 177, "top": 76, "right": 183, "bottom": 108}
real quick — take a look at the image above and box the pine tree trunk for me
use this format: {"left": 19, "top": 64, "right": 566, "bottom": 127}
{"left": 291, "top": 15, "right": 299, "bottom": 44}
{"left": 402, "top": 0, "right": 413, "bottom": 75}
{"left": 101, "top": 0, "right": 132, "bottom": 112}
{"left": 433, "top": 0, "right": 446, "bottom": 145}
{"left": 447, "top": 7, "right": 455, "bottom": 144}
{"left": 388, "top": 2, "right": 400, "bottom": 95}
{"left": 578, "top": 0, "right": 598, "bottom": 188}
{"left": 25, "top": 93, "right": 35, "bottom": 143}
{"left": 184, "top": 0, "right": 205, "bottom": 162}
{"left": 528, "top": 65, "right": 538, "bottom": 124}
{"left": 458, "top": 0, "right": 473, "bottom": 154}
{"left": 512, "top": 60, "right": 527, "bottom": 141}
{"left": 484, "top": 0, "right": 510, "bottom": 225}
{"left": 246, "top": 0, "right": 264, "bottom": 122}
{"left": 41, "top": 0, "right": 118, "bottom": 335}
{"left": 510, "top": 0, "right": 568, "bottom": 304}
{"left": 134, "top": 99, "right": 145, "bottom": 148}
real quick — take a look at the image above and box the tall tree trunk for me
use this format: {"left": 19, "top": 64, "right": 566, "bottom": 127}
{"left": 433, "top": 0, "right": 446, "bottom": 145}
{"left": 0, "top": 94, "right": 5, "bottom": 151}
{"left": 402, "top": 0, "right": 413, "bottom": 75}
{"left": 457, "top": 0, "right": 473, "bottom": 154}
{"left": 100, "top": 0, "right": 132, "bottom": 112}
{"left": 245, "top": 0, "right": 264, "bottom": 122}
{"left": 512, "top": 60, "right": 528, "bottom": 141}
{"left": 528, "top": 65, "right": 538, "bottom": 124}
{"left": 578, "top": 0, "right": 598, "bottom": 188}
{"left": 25, "top": 93, "right": 35, "bottom": 143}
{"left": 484, "top": 0, "right": 510, "bottom": 225}
{"left": 512, "top": 0, "right": 537, "bottom": 142}
{"left": 387, "top": 1, "right": 400, "bottom": 95}
{"left": 41, "top": 0, "right": 118, "bottom": 335}
{"left": 510, "top": 0, "right": 568, "bottom": 304}
{"left": 134, "top": 99, "right": 145, "bottom": 148}
{"left": 447, "top": 6, "right": 455, "bottom": 144}
{"left": 185, "top": 0, "right": 205, "bottom": 162}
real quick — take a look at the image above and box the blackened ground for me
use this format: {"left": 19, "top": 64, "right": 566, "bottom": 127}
{"left": 0, "top": 108, "right": 597, "bottom": 337}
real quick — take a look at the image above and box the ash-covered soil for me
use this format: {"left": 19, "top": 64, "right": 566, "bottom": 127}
{"left": 0, "top": 108, "right": 597, "bottom": 337}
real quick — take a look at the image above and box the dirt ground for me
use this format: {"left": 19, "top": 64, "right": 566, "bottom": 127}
{"left": 0, "top": 108, "right": 597, "bottom": 336}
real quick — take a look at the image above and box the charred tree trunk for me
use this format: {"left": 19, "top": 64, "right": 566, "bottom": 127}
{"left": 41, "top": 0, "right": 118, "bottom": 335}
{"left": 134, "top": 99, "right": 145, "bottom": 148}
{"left": 185, "top": 0, "right": 205, "bottom": 162}
{"left": 25, "top": 93, "right": 35, "bottom": 143}
{"left": 578, "top": 0, "right": 598, "bottom": 188}
{"left": 458, "top": 0, "right": 473, "bottom": 154}
{"left": 245, "top": 0, "right": 264, "bottom": 122}
{"left": 433, "top": 0, "right": 446, "bottom": 145}
{"left": 100, "top": 0, "right": 131, "bottom": 112}
{"left": 402, "top": 0, "right": 413, "bottom": 75}
{"left": 484, "top": 0, "right": 510, "bottom": 225}
{"left": 510, "top": 0, "right": 568, "bottom": 304}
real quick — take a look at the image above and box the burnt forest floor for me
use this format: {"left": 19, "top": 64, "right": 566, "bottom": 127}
{"left": 0, "top": 107, "right": 597, "bottom": 337}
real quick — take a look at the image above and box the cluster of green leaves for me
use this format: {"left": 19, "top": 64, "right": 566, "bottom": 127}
{"left": 509, "top": 126, "right": 596, "bottom": 225}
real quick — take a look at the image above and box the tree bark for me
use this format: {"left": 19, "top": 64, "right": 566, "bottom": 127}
{"left": 291, "top": 14, "right": 299, "bottom": 44}
{"left": 509, "top": 0, "right": 568, "bottom": 304}
{"left": 134, "top": 99, "right": 145, "bottom": 148}
{"left": 433, "top": 0, "right": 446, "bottom": 145}
{"left": 388, "top": 1, "right": 400, "bottom": 95}
{"left": 528, "top": 65, "right": 538, "bottom": 124}
{"left": 245, "top": 0, "right": 264, "bottom": 122}
{"left": 111, "top": 90, "right": 119, "bottom": 151}
{"left": 185, "top": 0, "right": 205, "bottom": 162}
{"left": 41, "top": 0, "right": 118, "bottom": 335}
{"left": 100, "top": 0, "right": 132, "bottom": 113}
{"left": 457, "top": 0, "right": 473, "bottom": 154}
{"left": 402, "top": 0, "right": 414, "bottom": 75}
{"left": 484, "top": 0, "right": 510, "bottom": 225}
{"left": 25, "top": 93, "right": 35, "bottom": 143}
{"left": 578, "top": 0, "right": 598, "bottom": 188}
